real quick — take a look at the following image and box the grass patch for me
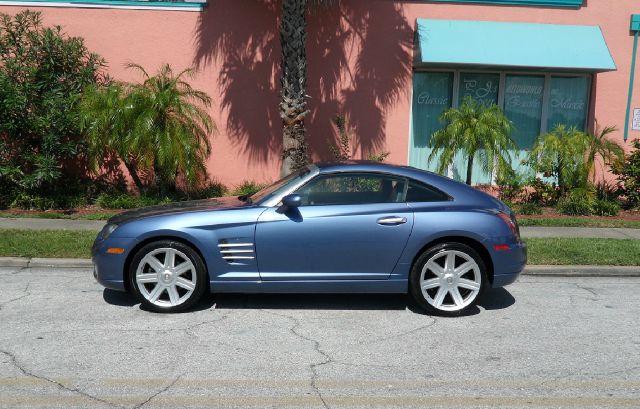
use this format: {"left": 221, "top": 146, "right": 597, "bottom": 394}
{"left": 0, "top": 229, "right": 637, "bottom": 266}
{"left": 519, "top": 217, "right": 640, "bottom": 229}
{"left": 0, "top": 229, "right": 95, "bottom": 258}
{"left": 525, "top": 238, "right": 640, "bottom": 266}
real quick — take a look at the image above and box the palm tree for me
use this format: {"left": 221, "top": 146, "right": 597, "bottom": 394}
{"left": 80, "top": 63, "right": 215, "bottom": 192}
{"left": 583, "top": 120, "right": 624, "bottom": 185}
{"left": 279, "top": 0, "right": 310, "bottom": 175}
{"left": 428, "top": 96, "right": 515, "bottom": 185}
{"left": 528, "top": 124, "right": 586, "bottom": 195}
{"left": 278, "top": 0, "right": 334, "bottom": 175}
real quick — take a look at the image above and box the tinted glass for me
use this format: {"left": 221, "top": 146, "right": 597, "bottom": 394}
{"left": 504, "top": 75, "right": 544, "bottom": 149}
{"left": 295, "top": 174, "right": 406, "bottom": 206}
{"left": 251, "top": 167, "right": 312, "bottom": 205}
{"left": 405, "top": 180, "right": 449, "bottom": 202}
{"left": 458, "top": 72, "right": 499, "bottom": 105}
{"left": 547, "top": 76, "right": 590, "bottom": 131}
{"left": 410, "top": 72, "right": 454, "bottom": 171}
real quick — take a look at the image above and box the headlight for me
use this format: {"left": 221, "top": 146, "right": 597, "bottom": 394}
{"left": 101, "top": 223, "right": 118, "bottom": 240}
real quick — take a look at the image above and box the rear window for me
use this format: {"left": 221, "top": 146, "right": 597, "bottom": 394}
{"left": 405, "top": 180, "right": 450, "bottom": 202}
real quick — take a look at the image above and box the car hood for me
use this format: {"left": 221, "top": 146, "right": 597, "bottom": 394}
{"left": 108, "top": 196, "right": 249, "bottom": 225}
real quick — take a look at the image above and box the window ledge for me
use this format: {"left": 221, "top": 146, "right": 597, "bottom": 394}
{"left": 0, "top": 0, "right": 205, "bottom": 11}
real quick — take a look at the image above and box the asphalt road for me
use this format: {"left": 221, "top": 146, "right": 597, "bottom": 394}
{"left": 0, "top": 267, "right": 639, "bottom": 409}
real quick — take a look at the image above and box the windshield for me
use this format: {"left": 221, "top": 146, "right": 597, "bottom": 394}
{"left": 248, "top": 167, "right": 312, "bottom": 205}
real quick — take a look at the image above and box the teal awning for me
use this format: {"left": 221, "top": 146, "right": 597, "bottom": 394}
{"left": 415, "top": 19, "right": 616, "bottom": 72}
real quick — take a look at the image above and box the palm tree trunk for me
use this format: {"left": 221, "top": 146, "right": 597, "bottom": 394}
{"left": 123, "top": 158, "right": 145, "bottom": 193}
{"left": 279, "top": 0, "right": 310, "bottom": 176}
{"left": 466, "top": 154, "right": 474, "bottom": 185}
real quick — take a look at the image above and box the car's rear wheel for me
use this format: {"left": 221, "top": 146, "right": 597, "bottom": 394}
{"left": 129, "top": 240, "right": 207, "bottom": 313}
{"left": 410, "top": 242, "right": 487, "bottom": 316}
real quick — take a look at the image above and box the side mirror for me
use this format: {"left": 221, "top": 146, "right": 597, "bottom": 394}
{"left": 281, "top": 194, "right": 302, "bottom": 208}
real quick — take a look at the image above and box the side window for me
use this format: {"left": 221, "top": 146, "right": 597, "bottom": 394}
{"left": 405, "top": 180, "right": 450, "bottom": 202}
{"left": 295, "top": 173, "right": 406, "bottom": 206}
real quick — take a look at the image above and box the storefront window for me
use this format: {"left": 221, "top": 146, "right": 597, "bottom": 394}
{"left": 547, "top": 76, "right": 590, "bottom": 131}
{"left": 504, "top": 75, "right": 545, "bottom": 148}
{"left": 409, "top": 72, "right": 453, "bottom": 171}
{"left": 458, "top": 73, "right": 499, "bottom": 105}
{"left": 410, "top": 70, "right": 592, "bottom": 182}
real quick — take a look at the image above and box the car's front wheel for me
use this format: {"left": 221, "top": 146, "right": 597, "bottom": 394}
{"left": 410, "top": 242, "right": 487, "bottom": 316}
{"left": 129, "top": 240, "right": 207, "bottom": 313}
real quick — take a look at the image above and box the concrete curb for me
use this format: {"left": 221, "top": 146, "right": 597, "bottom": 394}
{"left": 0, "top": 257, "right": 93, "bottom": 268}
{"left": 0, "top": 257, "right": 638, "bottom": 277}
{"left": 523, "top": 265, "right": 640, "bottom": 277}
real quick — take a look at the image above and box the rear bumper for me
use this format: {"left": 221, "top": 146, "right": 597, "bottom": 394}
{"left": 491, "top": 241, "right": 527, "bottom": 288}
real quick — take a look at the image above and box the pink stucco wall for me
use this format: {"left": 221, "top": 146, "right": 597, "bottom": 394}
{"left": 1, "top": 0, "right": 638, "bottom": 186}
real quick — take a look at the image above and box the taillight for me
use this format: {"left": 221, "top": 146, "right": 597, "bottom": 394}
{"left": 497, "top": 212, "right": 520, "bottom": 239}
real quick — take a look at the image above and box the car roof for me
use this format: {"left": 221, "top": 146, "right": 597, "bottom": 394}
{"left": 313, "top": 161, "right": 502, "bottom": 208}
{"left": 315, "top": 161, "right": 440, "bottom": 181}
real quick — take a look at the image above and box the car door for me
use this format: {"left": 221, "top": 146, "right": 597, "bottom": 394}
{"left": 254, "top": 172, "right": 414, "bottom": 281}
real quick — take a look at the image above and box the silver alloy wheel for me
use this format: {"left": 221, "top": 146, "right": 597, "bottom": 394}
{"left": 135, "top": 248, "right": 197, "bottom": 308}
{"left": 419, "top": 249, "right": 482, "bottom": 312}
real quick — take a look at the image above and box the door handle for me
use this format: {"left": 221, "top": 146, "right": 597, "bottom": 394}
{"left": 377, "top": 216, "right": 407, "bottom": 225}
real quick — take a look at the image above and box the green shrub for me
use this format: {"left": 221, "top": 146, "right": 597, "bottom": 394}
{"left": 517, "top": 202, "right": 543, "bottom": 215}
{"left": 0, "top": 11, "right": 105, "bottom": 195}
{"left": 592, "top": 199, "right": 620, "bottom": 217}
{"left": 182, "top": 181, "right": 227, "bottom": 199}
{"left": 95, "top": 193, "right": 172, "bottom": 209}
{"left": 11, "top": 193, "right": 89, "bottom": 210}
{"left": 496, "top": 169, "right": 525, "bottom": 203}
{"left": 556, "top": 189, "right": 595, "bottom": 216}
{"left": 230, "top": 181, "right": 268, "bottom": 197}
{"left": 612, "top": 139, "right": 640, "bottom": 209}
{"left": 524, "top": 178, "right": 560, "bottom": 207}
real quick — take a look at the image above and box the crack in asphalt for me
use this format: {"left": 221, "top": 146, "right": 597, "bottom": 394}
{"left": 182, "top": 315, "right": 230, "bottom": 338}
{"left": 575, "top": 283, "right": 599, "bottom": 298}
{"left": 0, "top": 281, "right": 31, "bottom": 312}
{"left": 132, "top": 374, "right": 182, "bottom": 409}
{"left": 260, "top": 310, "right": 332, "bottom": 409}
{"left": 0, "top": 350, "right": 122, "bottom": 408}
{"left": 359, "top": 317, "right": 438, "bottom": 346}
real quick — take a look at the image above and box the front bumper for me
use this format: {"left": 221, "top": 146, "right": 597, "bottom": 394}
{"left": 92, "top": 236, "right": 139, "bottom": 291}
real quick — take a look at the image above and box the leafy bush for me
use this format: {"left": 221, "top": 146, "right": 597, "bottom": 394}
{"left": 556, "top": 189, "right": 595, "bottom": 216}
{"left": 182, "top": 181, "right": 227, "bottom": 199}
{"left": 0, "top": 11, "right": 105, "bottom": 196}
{"left": 612, "top": 139, "right": 640, "bottom": 209}
{"left": 496, "top": 169, "right": 526, "bottom": 203}
{"left": 592, "top": 199, "right": 620, "bottom": 217}
{"left": 528, "top": 123, "right": 623, "bottom": 194}
{"left": 95, "top": 193, "right": 172, "bottom": 209}
{"left": 230, "top": 181, "right": 268, "bottom": 197}
{"left": 517, "top": 202, "right": 543, "bottom": 215}
{"left": 524, "top": 178, "right": 560, "bottom": 207}
{"left": 10, "top": 193, "right": 89, "bottom": 210}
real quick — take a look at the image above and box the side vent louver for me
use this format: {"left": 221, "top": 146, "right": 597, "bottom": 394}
{"left": 218, "top": 240, "right": 255, "bottom": 263}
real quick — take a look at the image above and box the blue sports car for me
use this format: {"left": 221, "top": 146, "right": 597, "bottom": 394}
{"left": 93, "top": 162, "right": 526, "bottom": 316}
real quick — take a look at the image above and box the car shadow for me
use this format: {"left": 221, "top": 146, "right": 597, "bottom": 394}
{"left": 103, "top": 287, "right": 516, "bottom": 315}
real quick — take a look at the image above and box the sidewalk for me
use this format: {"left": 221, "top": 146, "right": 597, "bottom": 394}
{"left": 1, "top": 217, "right": 639, "bottom": 239}
{"left": 0, "top": 217, "right": 104, "bottom": 231}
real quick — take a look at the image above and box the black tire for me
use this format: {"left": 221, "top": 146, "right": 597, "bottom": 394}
{"left": 410, "top": 242, "right": 488, "bottom": 317}
{"left": 129, "top": 240, "right": 207, "bottom": 313}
